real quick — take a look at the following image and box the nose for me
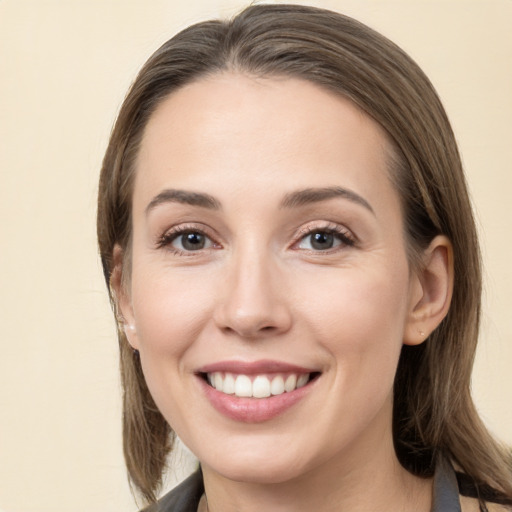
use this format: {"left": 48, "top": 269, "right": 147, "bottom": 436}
{"left": 213, "top": 248, "right": 292, "bottom": 339}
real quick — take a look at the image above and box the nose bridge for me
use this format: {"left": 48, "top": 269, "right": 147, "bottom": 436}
{"left": 215, "top": 241, "right": 291, "bottom": 337}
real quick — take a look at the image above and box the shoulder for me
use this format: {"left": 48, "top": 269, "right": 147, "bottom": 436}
{"left": 457, "top": 472, "right": 512, "bottom": 512}
{"left": 142, "top": 469, "right": 204, "bottom": 512}
{"left": 484, "top": 503, "right": 512, "bottom": 512}
{"left": 460, "top": 495, "right": 512, "bottom": 512}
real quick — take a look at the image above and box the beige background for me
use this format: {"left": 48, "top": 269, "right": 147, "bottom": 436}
{"left": 0, "top": 0, "right": 510, "bottom": 511}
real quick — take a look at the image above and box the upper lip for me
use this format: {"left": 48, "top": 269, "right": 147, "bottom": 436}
{"left": 197, "top": 359, "right": 317, "bottom": 375}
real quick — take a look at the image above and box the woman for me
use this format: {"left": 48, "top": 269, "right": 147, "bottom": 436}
{"left": 97, "top": 4, "right": 512, "bottom": 511}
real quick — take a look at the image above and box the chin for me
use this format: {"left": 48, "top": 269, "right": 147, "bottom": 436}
{"left": 213, "top": 462, "right": 306, "bottom": 485}
{"left": 200, "top": 443, "right": 316, "bottom": 485}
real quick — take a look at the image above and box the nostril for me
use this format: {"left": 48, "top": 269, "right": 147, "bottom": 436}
{"left": 213, "top": 300, "right": 292, "bottom": 338}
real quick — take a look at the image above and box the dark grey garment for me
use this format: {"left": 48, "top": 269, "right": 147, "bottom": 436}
{"left": 143, "top": 459, "right": 492, "bottom": 512}
{"left": 432, "top": 456, "right": 462, "bottom": 512}
{"left": 143, "top": 469, "right": 204, "bottom": 512}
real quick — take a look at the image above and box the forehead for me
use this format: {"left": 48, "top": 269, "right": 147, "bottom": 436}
{"left": 134, "top": 73, "right": 398, "bottom": 217}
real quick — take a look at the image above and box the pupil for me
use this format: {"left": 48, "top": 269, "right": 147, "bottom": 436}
{"left": 311, "top": 231, "right": 333, "bottom": 250}
{"left": 182, "top": 232, "right": 204, "bottom": 250}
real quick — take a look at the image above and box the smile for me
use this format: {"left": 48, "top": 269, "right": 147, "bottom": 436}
{"left": 197, "top": 361, "right": 320, "bottom": 422}
{"left": 206, "top": 372, "right": 312, "bottom": 398}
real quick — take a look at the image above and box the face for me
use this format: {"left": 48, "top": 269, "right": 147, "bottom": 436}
{"left": 120, "top": 74, "right": 423, "bottom": 485}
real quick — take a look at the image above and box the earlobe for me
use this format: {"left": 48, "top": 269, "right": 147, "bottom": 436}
{"left": 403, "top": 235, "right": 454, "bottom": 346}
{"left": 111, "top": 244, "right": 139, "bottom": 349}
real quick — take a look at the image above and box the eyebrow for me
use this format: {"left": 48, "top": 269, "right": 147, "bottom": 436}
{"left": 280, "top": 186, "right": 374, "bottom": 214}
{"left": 145, "top": 186, "right": 373, "bottom": 216}
{"left": 145, "top": 189, "right": 221, "bottom": 215}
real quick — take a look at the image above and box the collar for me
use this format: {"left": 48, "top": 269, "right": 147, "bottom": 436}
{"left": 431, "top": 456, "right": 462, "bottom": 512}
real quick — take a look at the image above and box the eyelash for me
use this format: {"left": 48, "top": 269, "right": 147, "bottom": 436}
{"left": 156, "top": 222, "right": 355, "bottom": 255}
{"left": 156, "top": 224, "right": 219, "bottom": 255}
{"left": 293, "top": 222, "right": 355, "bottom": 252}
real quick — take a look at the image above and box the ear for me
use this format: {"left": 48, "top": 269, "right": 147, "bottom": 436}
{"left": 110, "top": 244, "right": 140, "bottom": 350}
{"left": 403, "top": 235, "right": 454, "bottom": 346}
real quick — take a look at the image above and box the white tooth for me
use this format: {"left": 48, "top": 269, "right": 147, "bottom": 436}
{"left": 284, "top": 374, "right": 297, "bottom": 392}
{"left": 253, "top": 376, "right": 271, "bottom": 398}
{"left": 223, "top": 373, "right": 235, "bottom": 394}
{"left": 296, "top": 374, "right": 309, "bottom": 388}
{"left": 207, "top": 373, "right": 214, "bottom": 386}
{"left": 213, "top": 372, "right": 223, "bottom": 391}
{"left": 270, "top": 376, "right": 285, "bottom": 396}
{"left": 235, "top": 375, "right": 252, "bottom": 397}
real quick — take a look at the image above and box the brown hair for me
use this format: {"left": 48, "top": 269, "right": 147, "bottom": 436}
{"left": 97, "top": 3, "right": 512, "bottom": 504}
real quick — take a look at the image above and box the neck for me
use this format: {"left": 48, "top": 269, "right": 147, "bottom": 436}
{"left": 201, "top": 433, "right": 432, "bottom": 512}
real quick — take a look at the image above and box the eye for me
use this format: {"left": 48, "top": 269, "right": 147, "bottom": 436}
{"left": 295, "top": 226, "right": 355, "bottom": 252}
{"left": 157, "top": 227, "right": 217, "bottom": 253}
{"left": 299, "top": 231, "right": 338, "bottom": 250}
{"left": 173, "top": 231, "right": 212, "bottom": 251}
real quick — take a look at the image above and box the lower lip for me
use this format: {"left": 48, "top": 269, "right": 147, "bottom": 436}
{"left": 198, "top": 376, "right": 315, "bottom": 423}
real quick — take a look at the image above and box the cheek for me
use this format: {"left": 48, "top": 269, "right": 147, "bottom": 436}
{"left": 296, "top": 263, "right": 410, "bottom": 373}
{"left": 128, "top": 267, "right": 217, "bottom": 425}
{"left": 130, "top": 265, "right": 216, "bottom": 355}
{"left": 302, "top": 262, "right": 409, "bottom": 328}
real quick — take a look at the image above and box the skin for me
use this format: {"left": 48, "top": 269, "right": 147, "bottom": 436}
{"left": 116, "top": 74, "right": 453, "bottom": 512}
